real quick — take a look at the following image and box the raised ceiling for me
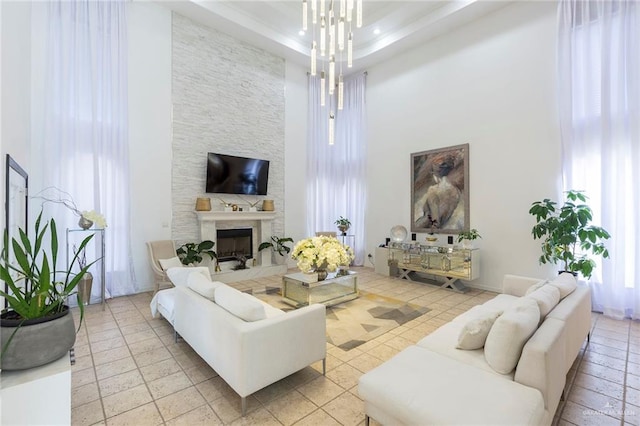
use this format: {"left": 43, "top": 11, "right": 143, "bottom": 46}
{"left": 160, "top": 0, "right": 512, "bottom": 73}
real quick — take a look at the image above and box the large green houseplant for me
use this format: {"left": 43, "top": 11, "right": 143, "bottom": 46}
{"left": 258, "top": 236, "right": 294, "bottom": 257}
{"left": 529, "top": 190, "right": 610, "bottom": 279}
{"left": 176, "top": 240, "right": 217, "bottom": 266}
{"left": 0, "top": 211, "right": 96, "bottom": 370}
{"left": 258, "top": 236, "right": 293, "bottom": 265}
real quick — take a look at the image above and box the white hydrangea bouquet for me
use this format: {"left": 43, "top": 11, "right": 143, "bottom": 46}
{"left": 291, "top": 235, "right": 354, "bottom": 273}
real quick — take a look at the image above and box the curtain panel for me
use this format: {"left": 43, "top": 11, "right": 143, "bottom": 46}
{"left": 558, "top": 0, "right": 640, "bottom": 319}
{"left": 42, "top": 0, "right": 136, "bottom": 298}
{"left": 307, "top": 73, "right": 367, "bottom": 266}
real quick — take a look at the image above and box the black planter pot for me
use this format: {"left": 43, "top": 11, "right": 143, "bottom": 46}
{"left": 1, "top": 306, "right": 76, "bottom": 371}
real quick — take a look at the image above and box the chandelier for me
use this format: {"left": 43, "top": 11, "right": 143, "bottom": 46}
{"left": 303, "top": 0, "right": 363, "bottom": 144}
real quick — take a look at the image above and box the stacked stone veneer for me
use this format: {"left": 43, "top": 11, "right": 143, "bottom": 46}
{"left": 171, "top": 13, "right": 285, "bottom": 245}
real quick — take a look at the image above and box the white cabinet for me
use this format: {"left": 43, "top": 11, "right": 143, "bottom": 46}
{"left": 1, "top": 355, "right": 71, "bottom": 425}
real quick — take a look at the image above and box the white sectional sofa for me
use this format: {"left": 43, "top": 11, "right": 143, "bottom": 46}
{"left": 358, "top": 273, "right": 591, "bottom": 425}
{"left": 151, "top": 270, "right": 327, "bottom": 415}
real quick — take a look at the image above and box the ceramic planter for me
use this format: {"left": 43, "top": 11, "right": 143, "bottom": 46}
{"left": 0, "top": 306, "right": 76, "bottom": 371}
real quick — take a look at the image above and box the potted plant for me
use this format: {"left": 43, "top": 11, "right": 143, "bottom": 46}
{"left": 335, "top": 216, "right": 351, "bottom": 235}
{"left": 0, "top": 211, "right": 96, "bottom": 370}
{"left": 176, "top": 240, "right": 217, "bottom": 266}
{"left": 258, "top": 236, "right": 294, "bottom": 265}
{"left": 457, "top": 229, "right": 481, "bottom": 249}
{"left": 529, "top": 190, "right": 610, "bottom": 279}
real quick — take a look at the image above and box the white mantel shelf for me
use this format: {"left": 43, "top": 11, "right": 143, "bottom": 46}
{"left": 195, "top": 211, "right": 276, "bottom": 221}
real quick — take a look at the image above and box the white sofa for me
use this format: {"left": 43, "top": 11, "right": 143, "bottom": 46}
{"left": 171, "top": 275, "right": 327, "bottom": 415}
{"left": 358, "top": 273, "right": 591, "bottom": 425}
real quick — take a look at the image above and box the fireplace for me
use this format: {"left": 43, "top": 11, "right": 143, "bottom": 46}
{"left": 216, "top": 228, "right": 253, "bottom": 262}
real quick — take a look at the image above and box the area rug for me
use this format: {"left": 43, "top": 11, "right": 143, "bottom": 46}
{"left": 250, "top": 288, "right": 430, "bottom": 351}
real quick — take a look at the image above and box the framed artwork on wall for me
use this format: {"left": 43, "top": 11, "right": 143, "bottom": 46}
{"left": 411, "top": 143, "right": 469, "bottom": 234}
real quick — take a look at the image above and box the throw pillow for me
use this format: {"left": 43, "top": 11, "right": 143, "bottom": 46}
{"left": 484, "top": 298, "right": 540, "bottom": 374}
{"left": 525, "top": 285, "right": 561, "bottom": 322}
{"left": 187, "top": 272, "right": 223, "bottom": 301}
{"left": 456, "top": 309, "right": 503, "bottom": 350}
{"left": 215, "top": 285, "right": 266, "bottom": 322}
{"left": 548, "top": 272, "right": 578, "bottom": 299}
{"left": 166, "top": 266, "right": 210, "bottom": 287}
{"left": 158, "top": 256, "right": 182, "bottom": 271}
{"left": 525, "top": 279, "right": 548, "bottom": 296}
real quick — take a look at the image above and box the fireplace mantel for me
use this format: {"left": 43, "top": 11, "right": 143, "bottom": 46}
{"left": 196, "top": 211, "right": 276, "bottom": 222}
{"left": 195, "top": 210, "right": 276, "bottom": 270}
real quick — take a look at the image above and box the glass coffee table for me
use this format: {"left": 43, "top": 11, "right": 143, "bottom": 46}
{"left": 282, "top": 271, "right": 358, "bottom": 308}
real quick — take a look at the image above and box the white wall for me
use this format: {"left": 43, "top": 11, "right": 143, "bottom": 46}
{"left": 1, "top": 1, "right": 31, "bottom": 173}
{"left": 1, "top": 0, "right": 31, "bottom": 360}
{"left": 366, "top": 1, "right": 561, "bottom": 291}
{"left": 283, "top": 61, "right": 308, "bottom": 250}
{"left": 128, "top": 2, "right": 173, "bottom": 291}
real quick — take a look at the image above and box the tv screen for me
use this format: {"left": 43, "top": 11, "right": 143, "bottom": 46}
{"left": 206, "top": 153, "right": 269, "bottom": 195}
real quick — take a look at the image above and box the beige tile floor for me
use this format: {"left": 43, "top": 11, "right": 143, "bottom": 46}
{"left": 70, "top": 267, "right": 640, "bottom": 425}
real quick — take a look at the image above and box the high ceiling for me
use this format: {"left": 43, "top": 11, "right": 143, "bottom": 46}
{"left": 159, "top": 0, "right": 512, "bottom": 74}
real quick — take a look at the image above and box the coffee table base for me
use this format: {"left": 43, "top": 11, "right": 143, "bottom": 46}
{"left": 282, "top": 272, "right": 358, "bottom": 308}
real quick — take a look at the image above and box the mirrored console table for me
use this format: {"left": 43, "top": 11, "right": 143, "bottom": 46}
{"left": 387, "top": 242, "right": 480, "bottom": 293}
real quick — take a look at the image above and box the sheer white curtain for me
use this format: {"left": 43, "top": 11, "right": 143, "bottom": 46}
{"left": 558, "top": 0, "right": 640, "bottom": 319}
{"left": 307, "top": 73, "right": 367, "bottom": 265}
{"left": 41, "top": 0, "right": 136, "bottom": 298}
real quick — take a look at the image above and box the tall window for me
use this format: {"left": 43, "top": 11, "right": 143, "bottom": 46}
{"left": 558, "top": 0, "right": 640, "bottom": 319}
{"left": 307, "top": 74, "right": 367, "bottom": 265}
{"left": 40, "top": 0, "right": 136, "bottom": 297}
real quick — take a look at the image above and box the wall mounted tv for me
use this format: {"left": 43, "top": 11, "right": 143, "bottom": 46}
{"left": 206, "top": 153, "right": 270, "bottom": 195}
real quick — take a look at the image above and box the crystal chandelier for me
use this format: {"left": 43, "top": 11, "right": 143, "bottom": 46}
{"left": 303, "top": 0, "right": 362, "bottom": 145}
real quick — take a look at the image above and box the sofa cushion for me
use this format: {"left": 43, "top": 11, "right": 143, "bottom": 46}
{"left": 525, "top": 284, "right": 561, "bottom": 322}
{"left": 525, "top": 279, "right": 548, "bottom": 295}
{"left": 166, "top": 266, "right": 211, "bottom": 287}
{"left": 215, "top": 285, "right": 266, "bottom": 322}
{"left": 548, "top": 273, "right": 577, "bottom": 299}
{"left": 485, "top": 298, "right": 540, "bottom": 374}
{"left": 255, "top": 298, "right": 287, "bottom": 318}
{"left": 417, "top": 320, "right": 514, "bottom": 378}
{"left": 187, "top": 272, "right": 224, "bottom": 300}
{"left": 158, "top": 256, "right": 182, "bottom": 271}
{"left": 480, "top": 294, "right": 519, "bottom": 312}
{"left": 358, "top": 346, "right": 545, "bottom": 426}
{"left": 456, "top": 309, "right": 502, "bottom": 350}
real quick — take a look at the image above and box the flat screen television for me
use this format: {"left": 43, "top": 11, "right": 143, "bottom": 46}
{"left": 206, "top": 153, "right": 270, "bottom": 195}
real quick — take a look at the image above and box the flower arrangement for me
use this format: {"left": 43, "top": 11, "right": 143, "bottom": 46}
{"left": 291, "top": 236, "right": 354, "bottom": 273}
{"left": 81, "top": 210, "right": 107, "bottom": 228}
{"left": 34, "top": 187, "right": 107, "bottom": 228}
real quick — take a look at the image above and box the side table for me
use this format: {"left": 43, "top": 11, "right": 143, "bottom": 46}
{"left": 338, "top": 234, "right": 355, "bottom": 264}
{"left": 66, "top": 228, "right": 106, "bottom": 309}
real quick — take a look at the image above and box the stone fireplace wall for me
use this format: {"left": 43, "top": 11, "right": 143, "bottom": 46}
{"left": 171, "top": 13, "right": 285, "bottom": 246}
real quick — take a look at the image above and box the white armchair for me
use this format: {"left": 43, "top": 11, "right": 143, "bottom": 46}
{"left": 146, "top": 240, "right": 177, "bottom": 294}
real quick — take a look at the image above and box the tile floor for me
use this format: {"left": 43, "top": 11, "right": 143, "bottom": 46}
{"left": 70, "top": 267, "right": 640, "bottom": 425}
